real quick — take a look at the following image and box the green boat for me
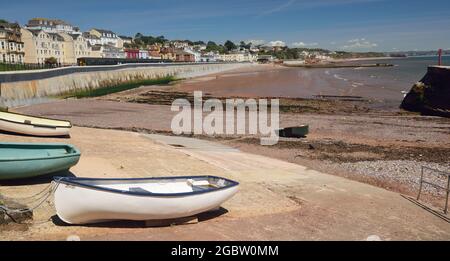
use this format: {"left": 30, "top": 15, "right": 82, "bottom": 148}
{"left": 277, "top": 125, "right": 309, "bottom": 138}
{"left": 0, "top": 143, "right": 81, "bottom": 180}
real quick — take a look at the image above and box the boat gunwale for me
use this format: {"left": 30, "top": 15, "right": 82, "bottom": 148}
{"left": 0, "top": 143, "right": 81, "bottom": 162}
{"left": 0, "top": 111, "right": 72, "bottom": 129}
{"left": 54, "top": 175, "right": 240, "bottom": 197}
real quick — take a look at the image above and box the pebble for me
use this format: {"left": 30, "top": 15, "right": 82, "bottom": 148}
{"left": 336, "top": 160, "right": 449, "bottom": 196}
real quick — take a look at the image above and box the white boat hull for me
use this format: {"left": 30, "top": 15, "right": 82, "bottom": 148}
{"left": 54, "top": 177, "right": 239, "bottom": 224}
{"left": 0, "top": 119, "right": 70, "bottom": 136}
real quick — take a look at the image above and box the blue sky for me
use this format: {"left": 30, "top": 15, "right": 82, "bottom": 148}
{"left": 1, "top": 0, "right": 450, "bottom": 51}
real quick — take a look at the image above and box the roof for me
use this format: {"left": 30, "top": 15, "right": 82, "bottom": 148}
{"left": 83, "top": 32, "right": 100, "bottom": 39}
{"left": 119, "top": 35, "right": 133, "bottom": 40}
{"left": 27, "top": 29, "right": 43, "bottom": 36}
{"left": 69, "top": 34, "right": 81, "bottom": 40}
{"left": 0, "top": 22, "right": 20, "bottom": 30}
{"left": 27, "top": 18, "right": 72, "bottom": 26}
{"left": 92, "top": 28, "right": 116, "bottom": 35}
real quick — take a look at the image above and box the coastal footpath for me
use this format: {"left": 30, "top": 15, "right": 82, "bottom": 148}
{"left": 0, "top": 63, "right": 252, "bottom": 107}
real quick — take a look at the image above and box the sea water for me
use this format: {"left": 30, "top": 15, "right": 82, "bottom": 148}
{"left": 332, "top": 56, "right": 450, "bottom": 99}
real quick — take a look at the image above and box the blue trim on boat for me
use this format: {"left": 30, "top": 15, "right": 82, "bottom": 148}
{"left": 54, "top": 176, "right": 240, "bottom": 197}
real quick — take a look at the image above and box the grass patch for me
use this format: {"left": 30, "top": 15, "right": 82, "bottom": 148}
{"left": 59, "top": 76, "right": 176, "bottom": 99}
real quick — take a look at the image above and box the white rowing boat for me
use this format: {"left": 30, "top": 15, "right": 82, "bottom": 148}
{"left": 54, "top": 176, "right": 239, "bottom": 225}
{"left": 0, "top": 111, "right": 71, "bottom": 137}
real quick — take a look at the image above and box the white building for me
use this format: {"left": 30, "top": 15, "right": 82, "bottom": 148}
{"left": 199, "top": 55, "right": 217, "bottom": 62}
{"left": 91, "top": 44, "right": 125, "bottom": 59}
{"left": 83, "top": 32, "right": 102, "bottom": 46}
{"left": 171, "top": 40, "right": 190, "bottom": 49}
{"left": 139, "top": 49, "right": 148, "bottom": 59}
{"left": 88, "top": 29, "right": 120, "bottom": 47}
{"left": 183, "top": 48, "right": 201, "bottom": 62}
{"left": 250, "top": 46, "right": 260, "bottom": 53}
{"left": 26, "top": 18, "right": 81, "bottom": 35}
{"left": 219, "top": 51, "right": 257, "bottom": 62}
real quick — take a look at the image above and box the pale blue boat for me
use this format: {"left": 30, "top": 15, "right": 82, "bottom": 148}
{"left": 0, "top": 143, "right": 81, "bottom": 180}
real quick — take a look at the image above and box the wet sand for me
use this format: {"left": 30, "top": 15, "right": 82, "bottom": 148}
{"left": 171, "top": 64, "right": 405, "bottom": 106}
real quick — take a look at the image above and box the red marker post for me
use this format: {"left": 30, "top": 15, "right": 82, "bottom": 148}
{"left": 438, "top": 49, "right": 442, "bottom": 66}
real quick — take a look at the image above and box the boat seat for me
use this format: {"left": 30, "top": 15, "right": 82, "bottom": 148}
{"left": 192, "top": 185, "right": 210, "bottom": 192}
{"left": 187, "top": 179, "right": 210, "bottom": 187}
{"left": 129, "top": 187, "right": 151, "bottom": 194}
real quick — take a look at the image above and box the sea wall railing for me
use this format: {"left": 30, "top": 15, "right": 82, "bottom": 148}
{"left": 417, "top": 166, "right": 450, "bottom": 214}
{"left": 0, "top": 62, "right": 59, "bottom": 72}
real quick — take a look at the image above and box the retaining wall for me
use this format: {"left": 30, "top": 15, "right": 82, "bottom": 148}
{"left": 0, "top": 63, "right": 250, "bottom": 108}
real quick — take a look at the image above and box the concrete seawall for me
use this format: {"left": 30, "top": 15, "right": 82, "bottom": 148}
{"left": 0, "top": 63, "right": 251, "bottom": 108}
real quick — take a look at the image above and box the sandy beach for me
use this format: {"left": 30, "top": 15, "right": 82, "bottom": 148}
{"left": 1, "top": 127, "right": 449, "bottom": 241}
{"left": 1, "top": 64, "right": 449, "bottom": 240}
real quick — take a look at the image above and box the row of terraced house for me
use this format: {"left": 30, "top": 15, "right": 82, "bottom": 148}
{"left": 1, "top": 18, "right": 128, "bottom": 65}
{"left": 1, "top": 18, "right": 258, "bottom": 66}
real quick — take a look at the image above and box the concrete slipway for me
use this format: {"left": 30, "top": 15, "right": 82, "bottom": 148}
{"left": 0, "top": 127, "right": 449, "bottom": 240}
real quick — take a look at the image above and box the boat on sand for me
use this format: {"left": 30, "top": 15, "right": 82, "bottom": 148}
{"left": 0, "top": 143, "right": 81, "bottom": 180}
{"left": 54, "top": 176, "right": 239, "bottom": 225}
{"left": 0, "top": 111, "right": 71, "bottom": 137}
{"left": 277, "top": 125, "right": 309, "bottom": 138}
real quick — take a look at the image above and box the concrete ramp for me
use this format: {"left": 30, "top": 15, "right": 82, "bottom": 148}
{"left": 143, "top": 134, "right": 239, "bottom": 152}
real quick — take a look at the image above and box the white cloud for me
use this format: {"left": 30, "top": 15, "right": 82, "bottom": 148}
{"left": 258, "top": 0, "right": 297, "bottom": 16}
{"left": 269, "top": 40, "right": 287, "bottom": 47}
{"left": 342, "top": 38, "right": 378, "bottom": 49}
{"left": 246, "top": 39, "right": 266, "bottom": 46}
{"left": 292, "top": 42, "right": 319, "bottom": 47}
